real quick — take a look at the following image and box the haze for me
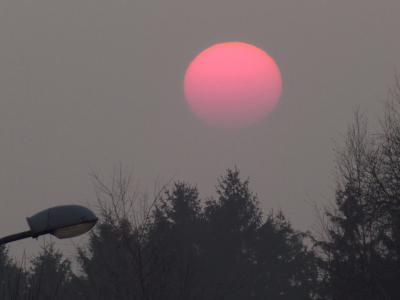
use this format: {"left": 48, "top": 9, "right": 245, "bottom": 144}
{"left": 1, "top": 0, "right": 400, "bottom": 258}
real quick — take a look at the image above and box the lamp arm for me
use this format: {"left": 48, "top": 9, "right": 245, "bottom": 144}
{"left": 0, "top": 230, "right": 34, "bottom": 246}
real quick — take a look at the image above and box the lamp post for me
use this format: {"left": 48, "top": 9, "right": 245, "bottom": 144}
{"left": 0, "top": 205, "right": 98, "bottom": 246}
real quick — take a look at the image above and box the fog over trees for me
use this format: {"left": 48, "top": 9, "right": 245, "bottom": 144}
{"left": 1, "top": 82, "right": 400, "bottom": 299}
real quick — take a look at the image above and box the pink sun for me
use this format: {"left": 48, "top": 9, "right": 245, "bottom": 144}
{"left": 184, "top": 42, "right": 282, "bottom": 127}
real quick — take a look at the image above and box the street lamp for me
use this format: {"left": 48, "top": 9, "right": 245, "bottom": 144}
{"left": 0, "top": 205, "right": 98, "bottom": 246}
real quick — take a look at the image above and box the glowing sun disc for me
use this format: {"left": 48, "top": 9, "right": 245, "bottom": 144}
{"left": 184, "top": 42, "right": 282, "bottom": 127}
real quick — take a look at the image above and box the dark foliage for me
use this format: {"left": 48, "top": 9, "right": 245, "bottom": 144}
{"left": 69, "top": 168, "right": 318, "bottom": 300}
{"left": 0, "top": 245, "right": 26, "bottom": 299}
{"left": 317, "top": 81, "right": 400, "bottom": 300}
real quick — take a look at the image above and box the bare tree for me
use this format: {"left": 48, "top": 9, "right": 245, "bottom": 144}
{"left": 76, "top": 166, "right": 170, "bottom": 300}
{"left": 317, "top": 78, "right": 400, "bottom": 300}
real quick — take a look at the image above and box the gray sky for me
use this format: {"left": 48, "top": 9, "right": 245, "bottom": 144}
{"left": 1, "top": 0, "right": 400, "bottom": 258}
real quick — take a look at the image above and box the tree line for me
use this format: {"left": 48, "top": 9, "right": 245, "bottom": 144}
{"left": 1, "top": 82, "right": 400, "bottom": 299}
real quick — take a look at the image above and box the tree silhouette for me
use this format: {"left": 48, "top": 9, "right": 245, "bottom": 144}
{"left": 0, "top": 245, "right": 26, "bottom": 299}
{"left": 318, "top": 96, "right": 400, "bottom": 300}
{"left": 27, "top": 242, "right": 74, "bottom": 300}
{"left": 202, "top": 168, "right": 262, "bottom": 299}
{"left": 252, "top": 212, "right": 318, "bottom": 300}
{"left": 71, "top": 167, "right": 319, "bottom": 300}
{"left": 149, "top": 182, "right": 203, "bottom": 300}
{"left": 2, "top": 167, "right": 320, "bottom": 299}
{"left": 77, "top": 218, "right": 142, "bottom": 300}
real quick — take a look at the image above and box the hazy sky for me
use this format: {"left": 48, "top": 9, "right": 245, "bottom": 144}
{"left": 1, "top": 0, "right": 400, "bottom": 258}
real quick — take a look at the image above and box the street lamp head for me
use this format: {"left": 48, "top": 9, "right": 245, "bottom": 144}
{"left": 27, "top": 205, "right": 98, "bottom": 239}
{"left": 0, "top": 205, "right": 98, "bottom": 246}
